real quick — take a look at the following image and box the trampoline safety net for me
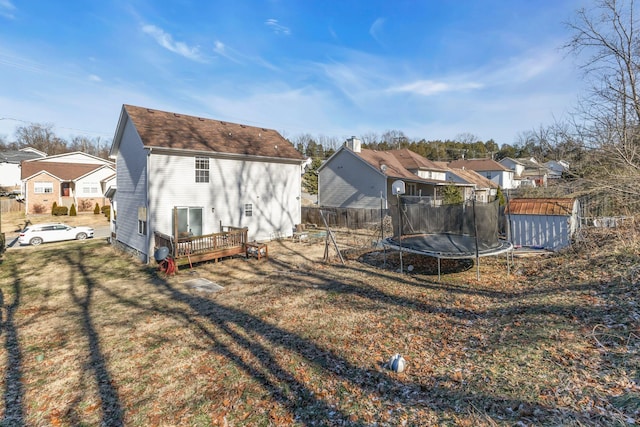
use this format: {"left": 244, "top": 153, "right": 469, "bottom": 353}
{"left": 387, "top": 196, "right": 510, "bottom": 258}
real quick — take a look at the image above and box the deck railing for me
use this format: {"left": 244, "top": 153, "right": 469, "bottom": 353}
{"left": 153, "top": 227, "right": 248, "bottom": 264}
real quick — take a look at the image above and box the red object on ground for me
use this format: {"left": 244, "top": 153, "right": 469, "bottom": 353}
{"left": 159, "top": 257, "right": 177, "bottom": 275}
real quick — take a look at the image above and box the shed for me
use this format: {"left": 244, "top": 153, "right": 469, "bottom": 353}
{"left": 505, "top": 198, "right": 580, "bottom": 251}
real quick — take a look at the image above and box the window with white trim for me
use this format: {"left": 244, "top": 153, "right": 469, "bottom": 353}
{"left": 406, "top": 183, "right": 417, "bottom": 196}
{"left": 81, "top": 181, "right": 99, "bottom": 195}
{"left": 34, "top": 182, "right": 53, "bottom": 194}
{"left": 195, "top": 157, "right": 209, "bottom": 183}
{"left": 138, "top": 206, "right": 147, "bottom": 235}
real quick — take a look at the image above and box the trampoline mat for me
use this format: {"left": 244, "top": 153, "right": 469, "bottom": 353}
{"left": 385, "top": 234, "right": 513, "bottom": 259}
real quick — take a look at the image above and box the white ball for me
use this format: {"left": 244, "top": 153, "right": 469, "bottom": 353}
{"left": 388, "top": 354, "right": 406, "bottom": 373}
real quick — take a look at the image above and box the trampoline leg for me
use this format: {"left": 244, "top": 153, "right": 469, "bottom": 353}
{"left": 438, "top": 257, "right": 441, "bottom": 281}
{"left": 506, "top": 250, "right": 510, "bottom": 276}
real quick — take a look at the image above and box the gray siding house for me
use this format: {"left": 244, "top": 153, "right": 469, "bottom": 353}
{"left": 109, "top": 105, "right": 305, "bottom": 263}
{"left": 318, "top": 138, "right": 469, "bottom": 208}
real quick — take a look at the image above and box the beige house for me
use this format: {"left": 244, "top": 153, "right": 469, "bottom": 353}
{"left": 21, "top": 152, "right": 114, "bottom": 214}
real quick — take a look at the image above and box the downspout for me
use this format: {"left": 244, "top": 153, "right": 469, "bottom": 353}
{"left": 145, "top": 147, "right": 152, "bottom": 264}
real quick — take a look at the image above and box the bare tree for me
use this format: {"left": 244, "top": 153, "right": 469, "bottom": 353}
{"left": 564, "top": 0, "right": 640, "bottom": 209}
{"left": 14, "top": 123, "right": 67, "bottom": 155}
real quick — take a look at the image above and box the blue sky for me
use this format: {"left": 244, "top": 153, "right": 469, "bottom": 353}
{"left": 0, "top": 0, "right": 587, "bottom": 147}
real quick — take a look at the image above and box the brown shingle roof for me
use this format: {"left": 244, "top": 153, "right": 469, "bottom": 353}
{"left": 355, "top": 149, "right": 446, "bottom": 182}
{"left": 389, "top": 149, "right": 447, "bottom": 171}
{"left": 21, "top": 161, "right": 106, "bottom": 181}
{"left": 449, "top": 167, "right": 498, "bottom": 188}
{"left": 448, "top": 158, "right": 511, "bottom": 172}
{"left": 505, "top": 198, "right": 576, "bottom": 215}
{"left": 124, "top": 105, "right": 304, "bottom": 161}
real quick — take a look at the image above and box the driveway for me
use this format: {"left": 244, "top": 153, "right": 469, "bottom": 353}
{"left": 4, "top": 224, "right": 111, "bottom": 249}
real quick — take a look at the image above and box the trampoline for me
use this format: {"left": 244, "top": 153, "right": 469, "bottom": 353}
{"left": 383, "top": 195, "right": 513, "bottom": 279}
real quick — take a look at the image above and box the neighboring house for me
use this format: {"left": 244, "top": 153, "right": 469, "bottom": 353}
{"left": 499, "top": 157, "right": 550, "bottom": 188}
{"left": 448, "top": 158, "right": 516, "bottom": 189}
{"left": 445, "top": 167, "right": 499, "bottom": 203}
{"left": 505, "top": 198, "right": 580, "bottom": 251}
{"left": 544, "top": 160, "right": 570, "bottom": 179}
{"left": 21, "top": 152, "right": 115, "bottom": 214}
{"left": 318, "top": 138, "right": 471, "bottom": 209}
{"left": 0, "top": 147, "right": 46, "bottom": 190}
{"left": 108, "top": 104, "right": 305, "bottom": 263}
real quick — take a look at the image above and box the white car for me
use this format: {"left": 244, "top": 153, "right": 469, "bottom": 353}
{"left": 18, "top": 223, "right": 94, "bottom": 246}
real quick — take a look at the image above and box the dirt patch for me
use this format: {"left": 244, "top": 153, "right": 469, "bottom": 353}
{"left": 354, "top": 249, "right": 474, "bottom": 274}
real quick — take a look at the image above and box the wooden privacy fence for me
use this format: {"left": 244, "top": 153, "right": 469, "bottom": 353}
{"left": 301, "top": 206, "right": 389, "bottom": 229}
{"left": 1, "top": 199, "right": 22, "bottom": 214}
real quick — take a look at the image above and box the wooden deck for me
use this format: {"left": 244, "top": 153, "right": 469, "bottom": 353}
{"left": 154, "top": 226, "right": 248, "bottom": 267}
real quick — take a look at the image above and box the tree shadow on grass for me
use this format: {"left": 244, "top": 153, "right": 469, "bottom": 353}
{"left": 0, "top": 262, "right": 24, "bottom": 426}
{"left": 63, "top": 251, "right": 124, "bottom": 427}
{"left": 7, "top": 240, "right": 629, "bottom": 425}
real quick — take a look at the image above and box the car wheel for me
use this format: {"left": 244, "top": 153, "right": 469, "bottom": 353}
{"left": 30, "top": 237, "right": 43, "bottom": 246}
{"left": 76, "top": 232, "right": 87, "bottom": 240}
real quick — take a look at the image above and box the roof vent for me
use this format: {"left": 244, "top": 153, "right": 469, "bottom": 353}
{"left": 174, "top": 113, "right": 180, "bottom": 117}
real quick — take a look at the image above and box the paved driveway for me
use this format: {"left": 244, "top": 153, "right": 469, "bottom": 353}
{"left": 4, "top": 225, "right": 111, "bottom": 249}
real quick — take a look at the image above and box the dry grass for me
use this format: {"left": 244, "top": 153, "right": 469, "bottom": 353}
{"left": 0, "top": 224, "right": 639, "bottom": 426}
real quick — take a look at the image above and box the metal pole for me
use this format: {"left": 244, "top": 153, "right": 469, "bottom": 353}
{"left": 472, "top": 196, "right": 480, "bottom": 281}
{"left": 398, "top": 193, "right": 403, "bottom": 274}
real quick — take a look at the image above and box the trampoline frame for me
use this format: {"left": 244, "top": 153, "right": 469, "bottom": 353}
{"left": 387, "top": 195, "right": 514, "bottom": 280}
{"left": 383, "top": 236, "right": 513, "bottom": 280}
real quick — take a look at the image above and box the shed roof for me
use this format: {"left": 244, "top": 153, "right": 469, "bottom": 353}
{"left": 121, "top": 105, "right": 304, "bottom": 161}
{"left": 505, "top": 198, "right": 576, "bottom": 215}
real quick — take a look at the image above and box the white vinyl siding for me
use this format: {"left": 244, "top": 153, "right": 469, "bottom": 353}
{"left": 148, "top": 154, "right": 301, "bottom": 242}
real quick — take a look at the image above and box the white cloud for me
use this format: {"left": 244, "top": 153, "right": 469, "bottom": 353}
{"left": 369, "top": 18, "right": 385, "bottom": 44}
{"left": 265, "top": 19, "right": 291, "bottom": 36}
{"left": 390, "top": 79, "right": 483, "bottom": 96}
{"left": 141, "top": 24, "right": 204, "bottom": 62}
{"left": 88, "top": 74, "right": 102, "bottom": 82}
{"left": 0, "top": 0, "right": 16, "bottom": 19}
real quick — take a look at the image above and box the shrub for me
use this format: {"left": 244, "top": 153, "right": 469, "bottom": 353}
{"left": 442, "top": 185, "right": 464, "bottom": 205}
{"left": 33, "top": 204, "right": 46, "bottom": 214}
{"left": 51, "top": 202, "right": 58, "bottom": 215}
{"left": 53, "top": 206, "right": 68, "bottom": 216}
{"left": 103, "top": 206, "right": 111, "bottom": 220}
{"left": 94, "top": 203, "right": 100, "bottom": 214}
{"left": 69, "top": 204, "right": 77, "bottom": 216}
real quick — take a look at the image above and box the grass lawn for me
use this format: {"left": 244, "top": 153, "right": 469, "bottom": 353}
{"left": 0, "top": 225, "right": 638, "bottom": 426}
